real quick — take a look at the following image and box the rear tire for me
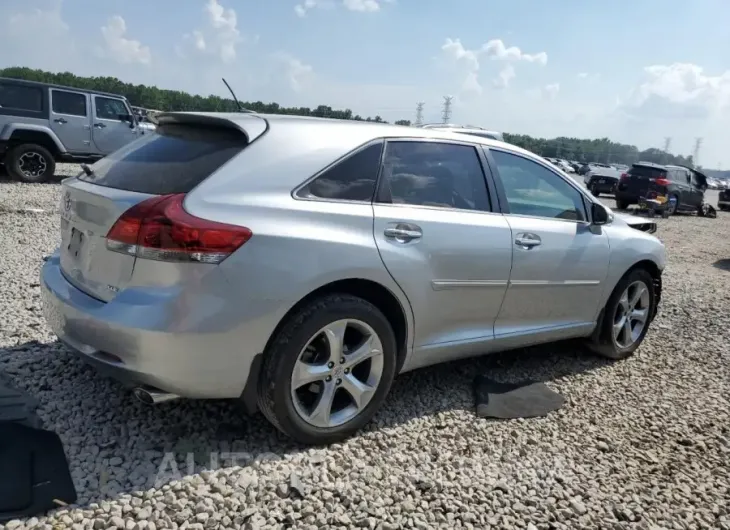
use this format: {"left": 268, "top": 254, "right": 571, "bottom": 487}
{"left": 615, "top": 199, "right": 629, "bottom": 210}
{"left": 257, "top": 294, "right": 397, "bottom": 445}
{"left": 6, "top": 144, "right": 56, "bottom": 183}
{"left": 590, "top": 184, "right": 600, "bottom": 197}
{"left": 587, "top": 268, "right": 656, "bottom": 360}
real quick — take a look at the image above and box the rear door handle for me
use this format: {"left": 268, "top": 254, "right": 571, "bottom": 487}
{"left": 54, "top": 118, "right": 67, "bottom": 124}
{"left": 384, "top": 224, "right": 422, "bottom": 242}
{"left": 94, "top": 123, "right": 106, "bottom": 129}
{"left": 515, "top": 233, "right": 541, "bottom": 249}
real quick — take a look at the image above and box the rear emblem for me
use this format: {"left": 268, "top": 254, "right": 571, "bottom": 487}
{"left": 63, "top": 192, "right": 71, "bottom": 212}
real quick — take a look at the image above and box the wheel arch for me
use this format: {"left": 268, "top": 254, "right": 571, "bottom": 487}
{"left": 6, "top": 128, "right": 64, "bottom": 156}
{"left": 263, "top": 278, "right": 412, "bottom": 374}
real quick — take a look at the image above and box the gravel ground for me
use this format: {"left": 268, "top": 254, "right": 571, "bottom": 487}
{"left": 1, "top": 164, "right": 729, "bottom": 530}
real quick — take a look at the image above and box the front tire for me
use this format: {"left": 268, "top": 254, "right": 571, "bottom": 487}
{"left": 257, "top": 294, "right": 397, "bottom": 445}
{"left": 6, "top": 143, "right": 56, "bottom": 183}
{"left": 587, "top": 268, "right": 656, "bottom": 360}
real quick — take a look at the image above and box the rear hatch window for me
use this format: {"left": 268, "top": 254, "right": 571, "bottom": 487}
{"left": 79, "top": 124, "right": 247, "bottom": 194}
{"left": 623, "top": 165, "right": 667, "bottom": 195}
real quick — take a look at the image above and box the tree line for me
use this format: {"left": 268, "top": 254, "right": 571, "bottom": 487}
{"left": 0, "top": 66, "right": 696, "bottom": 168}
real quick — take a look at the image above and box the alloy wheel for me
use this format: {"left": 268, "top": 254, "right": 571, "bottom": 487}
{"left": 613, "top": 280, "right": 650, "bottom": 349}
{"left": 290, "top": 319, "right": 384, "bottom": 428}
{"left": 18, "top": 152, "right": 48, "bottom": 178}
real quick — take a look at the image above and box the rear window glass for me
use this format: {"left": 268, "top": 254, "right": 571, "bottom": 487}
{"left": 629, "top": 165, "right": 666, "bottom": 179}
{"left": 0, "top": 83, "right": 43, "bottom": 112}
{"left": 79, "top": 124, "right": 246, "bottom": 194}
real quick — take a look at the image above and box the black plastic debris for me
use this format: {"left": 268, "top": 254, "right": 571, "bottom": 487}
{"left": 0, "top": 379, "right": 77, "bottom": 522}
{"left": 698, "top": 203, "right": 717, "bottom": 218}
{"left": 473, "top": 376, "right": 565, "bottom": 419}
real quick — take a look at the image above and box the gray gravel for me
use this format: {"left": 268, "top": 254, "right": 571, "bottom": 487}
{"left": 1, "top": 165, "right": 730, "bottom": 530}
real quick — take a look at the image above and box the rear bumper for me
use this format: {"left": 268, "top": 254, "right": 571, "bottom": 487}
{"left": 40, "top": 251, "right": 263, "bottom": 400}
{"left": 0, "top": 140, "right": 8, "bottom": 159}
{"left": 588, "top": 178, "right": 617, "bottom": 193}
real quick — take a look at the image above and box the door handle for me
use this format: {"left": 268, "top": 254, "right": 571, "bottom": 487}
{"left": 515, "top": 233, "right": 541, "bottom": 249}
{"left": 54, "top": 118, "right": 67, "bottom": 124}
{"left": 384, "top": 224, "right": 422, "bottom": 242}
{"left": 94, "top": 123, "right": 107, "bottom": 129}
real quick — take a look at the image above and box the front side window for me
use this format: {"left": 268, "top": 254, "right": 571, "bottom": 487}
{"left": 297, "top": 142, "right": 383, "bottom": 202}
{"left": 0, "top": 83, "right": 43, "bottom": 112}
{"left": 95, "top": 96, "right": 129, "bottom": 120}
{"left": 52, "top": 90, "right": 87, "bottom": 117}
{"left": 379, "top": 141, "right": 490, "bottom": 211}
{"left": 491, "top": 150, "right": 587, "bottom": 221}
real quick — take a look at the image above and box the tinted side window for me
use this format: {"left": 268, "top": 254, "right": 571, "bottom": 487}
{"left": 491, "top": 150, "right": 586, "bottom": 221}
{"left": 379, "top": 142, "right": 490, "bottom": 211}
{"left": 78, "top": 124, "right": 246, "bottom": 194}
{"left": 0, "top": 83, "right": 43, "bottom": 111}
{"left": 95, "top": 97, "right": 128, "bottom": 120}
{"left": 52, "top": 90, "right": 87, "bottom": 117}
{"left": 298, "top": 142, "right": 383, "bottom": 202}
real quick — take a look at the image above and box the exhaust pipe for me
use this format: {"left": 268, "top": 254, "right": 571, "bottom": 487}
{"left": 133, "top": 387, "right": 180, "bottom": 405}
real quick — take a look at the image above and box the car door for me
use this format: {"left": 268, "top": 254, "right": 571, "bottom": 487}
{"left": 486, "top": 148, "right": 610, "bottom": 339}
{"left": 91, "top": 96, "right": 140, "bottom": 154}
{"left": 49, "top": 89, "right": 92, "bottom": 153}
{"left": 372, "top": 139, "right": 513, "bottom": 367}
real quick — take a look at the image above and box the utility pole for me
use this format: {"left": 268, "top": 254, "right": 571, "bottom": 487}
{"left": 415, "top": 102, "right": 424, "bottom": 126}
{"left": 693, "top": 137, "right": 703, "bottom": 167}
{"left": 441, "top": 96, "right": 453, "bottom": 124}
{"left": 663, "top": 137, "right": 671, "bottom": 164}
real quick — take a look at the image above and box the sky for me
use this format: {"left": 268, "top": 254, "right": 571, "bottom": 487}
{"left": 1, "top": 0, "right": 729, "bottom": 168}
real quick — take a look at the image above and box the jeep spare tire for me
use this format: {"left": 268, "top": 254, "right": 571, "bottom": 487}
{"left": 6, "top": 144, "right": 56, "bottom": 184}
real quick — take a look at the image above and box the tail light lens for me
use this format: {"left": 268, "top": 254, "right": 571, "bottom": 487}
{"left": 654, "top": 178, "right": 671, "bottom": 186}
{"left": 620, "top": 173, "right": 628, "bottom": 181}
{"left": 105, "top": 194, "right": 252, "bottom": 264}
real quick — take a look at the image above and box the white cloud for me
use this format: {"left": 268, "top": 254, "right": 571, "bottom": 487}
{"left": 294, "top": 0, "right": 318, "bottom": 17}
{"left": 1, "top": 2, "right": 77, "bottom": 71}
{"left": 100, "top": 16, "right": 151, "bottom": 65}
{"left": 343, "top": 0, "right": 381, "bottom": 12}
{"left": 493, "top": 64, "right": 516, "bottom": 89}
{"left": 577, "top": 72, "right": 589, "bottom": 79}
{"left": 482, "top": 39, "right": 548, "bottom": 65}
{"left": 544, "top": 83, "right": 560, "bottom": 99}
{"left": 180, "top": 0, "right": 242, "bottom": 62}
{"left": 272, "top": 53, "right": 315, "bottom": 92}
{"left": 618, "top": 63, "right": 730, "bottom": 125}
{"left": 441, "top": 38, "right": 547, "bottom": 96}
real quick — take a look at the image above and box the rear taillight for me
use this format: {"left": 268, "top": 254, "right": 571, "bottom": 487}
{"left": 620, "top": 173, "right": 628, "bottom": 181}
{"left": 654, "top": 178, "right": 670, "bottom": 186}
{"left": 105, "top": 194, "right": 252, "bottom": 264}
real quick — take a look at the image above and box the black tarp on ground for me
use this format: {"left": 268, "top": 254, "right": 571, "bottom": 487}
{"left": 473, "top": 376, "right": 565, "bottom": 419}
{"left": 0, "top": 377, "right": 76, "bottom": 522}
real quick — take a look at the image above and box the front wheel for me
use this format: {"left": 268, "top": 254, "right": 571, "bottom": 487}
{"left": 587, "top": 268, "right": 656, "bottom": 360}
{"left": 257, "top": 294, "right": 397, "bottom": 445}
{"left": 6, "top": 143, "right": 56, "bottom": 183}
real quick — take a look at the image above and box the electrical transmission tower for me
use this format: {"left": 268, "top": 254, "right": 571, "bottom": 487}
{"left": 441, "top": 96, "right": 453, "bottom": 124}
{"left": 693, "top": 137, "right": 703, "bottom": 167}
{"left": 662, "top": 137, "right": 672, "bottom": 164}
{"left": 415, "top": 102, "right": 424, "bottom": 126}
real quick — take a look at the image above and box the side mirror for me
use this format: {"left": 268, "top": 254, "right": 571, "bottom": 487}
{"left": 591, "top": 202, "right": 611, "bottom": 225}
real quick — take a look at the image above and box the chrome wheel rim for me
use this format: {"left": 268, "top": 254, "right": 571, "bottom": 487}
{"left": 613, "top": 280, "right": 651, "bottom": 349}
{"left": 290, "top": 319, "right": 384, "bottom": 428}
{"left": 18, "top": 152, "right": 47, "bottom": 178}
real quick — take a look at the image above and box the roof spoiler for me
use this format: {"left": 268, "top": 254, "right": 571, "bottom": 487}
{"left": 154, "top": 112, "right": 268, "bottom": 143}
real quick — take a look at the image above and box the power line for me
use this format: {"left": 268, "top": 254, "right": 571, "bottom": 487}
{"left": 415, "top": 102, "right": 424, "bottom": 126}
{"left": 441, "top": 96, "right": 453, "bottom": 124}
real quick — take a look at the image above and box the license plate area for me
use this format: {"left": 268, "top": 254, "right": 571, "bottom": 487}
{"left": 67, "top": 227, "right": 85, "bottom": 259}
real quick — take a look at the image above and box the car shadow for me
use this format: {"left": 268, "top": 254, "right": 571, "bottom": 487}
{"left": 1, "top": 337, "right": 610, "bottom": 510}
{"left": 712, "top": 259, "right": 730, "bottom": 272}
{"left": 0, "top": 166, "right": 68, "bottom": 184}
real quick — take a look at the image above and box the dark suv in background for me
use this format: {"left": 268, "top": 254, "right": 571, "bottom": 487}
{"left": 615, "top": 162, "right": 706, "bottom": 215}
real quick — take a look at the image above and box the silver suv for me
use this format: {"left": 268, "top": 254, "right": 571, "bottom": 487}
{"left": 41, "top": 113, "right": 665, "bottom": 444}
{"left": 0, "top": 77, "right": 151, "bottom": 182}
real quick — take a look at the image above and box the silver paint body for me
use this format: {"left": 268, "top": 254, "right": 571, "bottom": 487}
{"left": 41, "top": 113, "right": 666, "bottom": 399}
